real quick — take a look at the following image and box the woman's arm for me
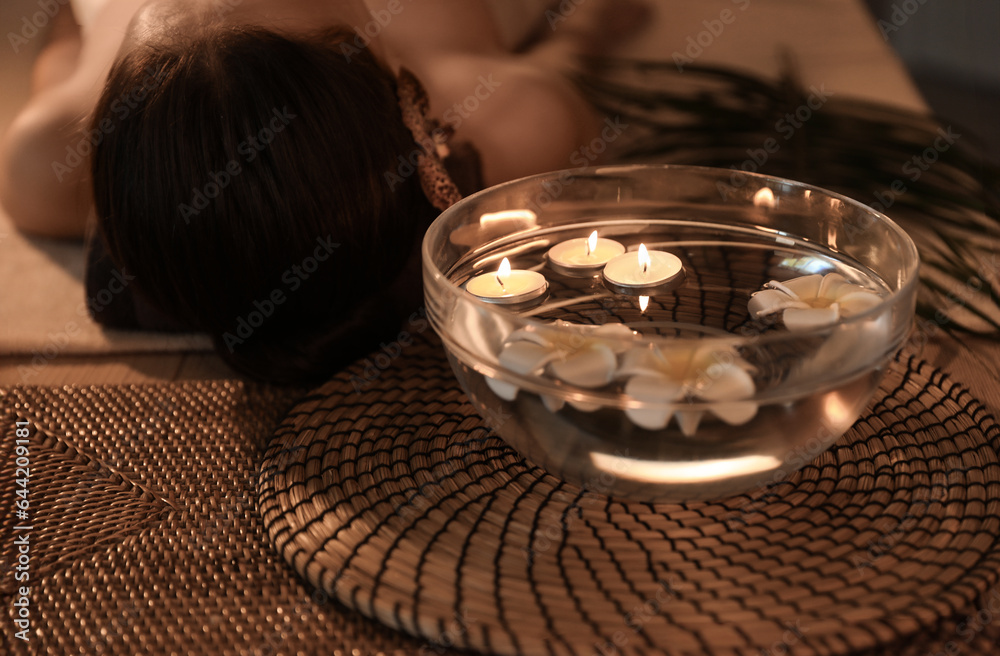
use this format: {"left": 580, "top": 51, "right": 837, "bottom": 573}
{"left": 0, "top": 86, "right": 94, "bottom": 238}
{"left": 0, "top": 6, "right": 91, "bottom": 239}
{"left": 0, "top": 0, "right": 147, "bottom": 238}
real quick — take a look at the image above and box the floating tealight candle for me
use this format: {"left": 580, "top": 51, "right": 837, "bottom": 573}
{"left": 603, "top": 244, "right": 683, "bottom": 292}
{"left": 466, "top": 257, "right": 548, "bottom": 305}
{"left": 547, "top": 230, "right": 626, "bottom": 276}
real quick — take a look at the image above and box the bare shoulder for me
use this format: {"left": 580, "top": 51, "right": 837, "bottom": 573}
{"left": 427, "top": 56, "right": 603, "bottom": 186}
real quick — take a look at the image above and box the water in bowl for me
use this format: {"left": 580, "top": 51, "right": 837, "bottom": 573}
{"left": 443, "top": 219, "right": 895, "bottom": 501}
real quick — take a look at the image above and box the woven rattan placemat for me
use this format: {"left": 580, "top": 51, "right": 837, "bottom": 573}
{"left": 0, "top": 382, "right": 440, "bottom": 655}
{"left": 260, "top": 332, "right": 1000, "bottom": 656}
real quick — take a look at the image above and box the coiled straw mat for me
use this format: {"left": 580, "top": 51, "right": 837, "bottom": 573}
{"left": 259, "top": 332, "right": 1000, "bottom": 656}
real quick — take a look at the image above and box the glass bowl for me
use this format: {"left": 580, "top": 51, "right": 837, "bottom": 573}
{"left": 422, "top": 165, "right": 919, "bottom": 502}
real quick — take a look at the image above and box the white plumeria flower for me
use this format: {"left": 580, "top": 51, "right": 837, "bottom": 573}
{"left": 748, "top": 272, "right": 884, "bottom": 331}
{"left": 486, "top": 321, "right": 637, "bottom": 412}
{"left": 617, "top": 344, "right": 758, "bottom": 436}
{"left": 749, "top": 272, "right": 894, "bottom": 384}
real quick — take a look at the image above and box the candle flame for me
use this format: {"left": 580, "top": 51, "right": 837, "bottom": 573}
{"left": 639, "top": 295, "right": 649, "bottom": 312}
{"left": 587, "top": 230, "right": 598, "bottom": 256}
{"left": 637, "top": 244, "right": 650, "bottom": 275}
{"left": 496, "top": 257, "right": 511, "bottom": 290}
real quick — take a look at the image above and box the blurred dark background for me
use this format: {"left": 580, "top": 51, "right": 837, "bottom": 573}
{"left": 864, "top": 0, "right": 1000, "bottom": 165}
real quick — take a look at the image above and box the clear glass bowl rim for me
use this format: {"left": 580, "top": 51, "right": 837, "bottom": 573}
{"left": 423, "top": 163, "right": 920, "bottom": 346}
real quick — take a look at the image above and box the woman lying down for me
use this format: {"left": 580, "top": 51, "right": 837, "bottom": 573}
{"left": 1, "top": 0, "right": 646, "bottom": 383}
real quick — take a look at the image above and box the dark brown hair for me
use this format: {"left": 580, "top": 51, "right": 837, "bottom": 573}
{"left": 91, "top": 23, "right": 438, "bottom": 384}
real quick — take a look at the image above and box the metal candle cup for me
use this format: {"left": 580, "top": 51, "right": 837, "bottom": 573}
{"left": 466, "top": 257, "right": 548, "bottom": 305}
{"left": 603, "top": 244, "right": 684, "bottom": 295}
{"left": 547, "top": 230, "right": 626, "bottom": 276}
